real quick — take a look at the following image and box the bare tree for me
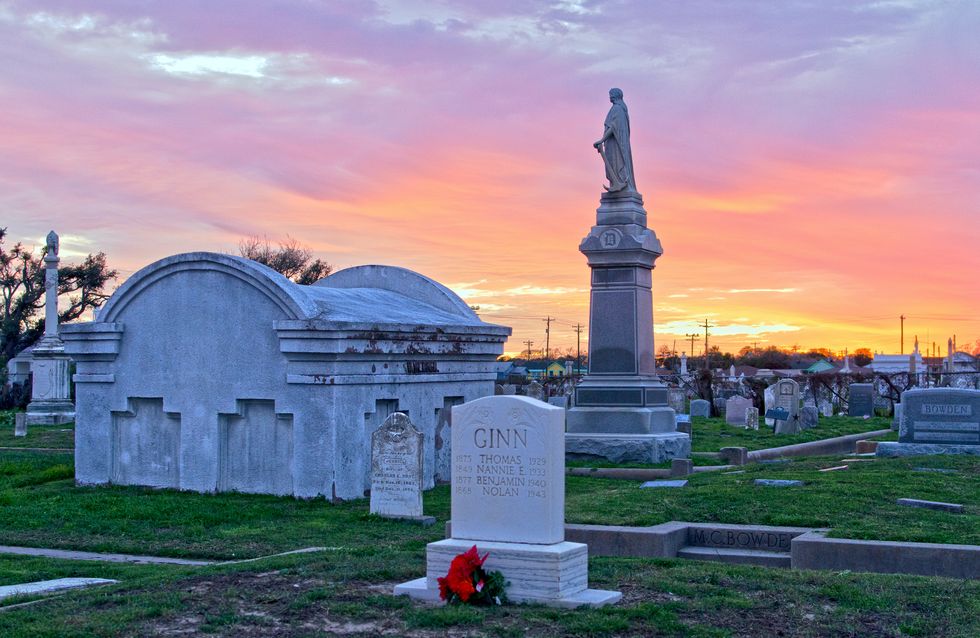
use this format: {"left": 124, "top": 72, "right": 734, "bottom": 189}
{"left": 238, "top": 235, "right": 332, "bottom": 285}
{"left": 0, "top": 228, "right": 116, "bottom": 364}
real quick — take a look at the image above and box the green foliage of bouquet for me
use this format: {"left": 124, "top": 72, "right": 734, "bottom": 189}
{"left": 437, "top": 545, "right": 508, "bottom": 605}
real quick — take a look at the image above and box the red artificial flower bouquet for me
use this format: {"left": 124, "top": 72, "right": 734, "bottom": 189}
{"left": 437, "top": 545, "right": 508, "bottom": 605}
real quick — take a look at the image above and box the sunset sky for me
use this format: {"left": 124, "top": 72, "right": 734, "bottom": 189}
{"left": 3, "top": 1, "right": 978, "bottom": 358}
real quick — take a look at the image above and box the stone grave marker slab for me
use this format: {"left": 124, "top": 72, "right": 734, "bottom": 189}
{"left": 848, "top": 384, "right": 874, "bottom": 417}
{"left": 450, "top": 395, "right": 565, "bottom": 544}
{"left": 640, "top": 480, "right": 688, "bottom": 488}
{"left": 370, "top": 413, "right": 432, "bottom": 524}
{"left": 878, "top": 388, "right": 980, "bottom": 457}
{"left": 690, "top": 399, "right": 710, "bottom": 418}
{"left": 801, "top": 405, "right": 819, "bottom": 429}
{"left": 725, "top": 396, "right": 752, "bottom": 426}
{"left": 14, "top": 412, "right": 27, "bottom": 437}
{"left": 744, "top": 407, "right": 759, "bottom": 430}
{"left": 395, "top": 395, "right": 620, "bottom": 607}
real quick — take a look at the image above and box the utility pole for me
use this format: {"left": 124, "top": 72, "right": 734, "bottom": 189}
{"left": 685, "top": 333, "right": 698, "bottom": 367}
{"left": 542, "top": 316, "right": 553, "bottom": 360}
{"left": 900, "top": 314, "right": 905, "bottom": 354}
{"left": 702, "top": 318, "right": 714, "bottom": 371}
{"left": 523, "top": 339, "right": 534, "bottom": 361}
{"left": 574, "top": 323, "right": 584, "bottom": 377}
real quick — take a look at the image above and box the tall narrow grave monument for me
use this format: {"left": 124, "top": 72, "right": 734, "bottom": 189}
{"left": 26, "top": 231, "right": 75, "bottom": 426}
{"left": 395, "top": 396, "right": 620, "bottom": 607}
{"left": 566, "top": 89, "right": 690, "bottom": 463}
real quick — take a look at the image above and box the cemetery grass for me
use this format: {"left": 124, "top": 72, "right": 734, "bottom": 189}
{"left": 0, "top": 412, "right": 74, "bottom": 449}
{"left": 0, "top": 545, "right": 977, "bottom": 637}
{"left": 0, "top": 449, "right": 978, "bottom": 637}
{"left": 0, "top": 548, "right": 980, "bottom": 638}
{"left": 688, "top": 416, "right": 896, "bottom": 453}
{"left": 0, "top": 449, "right": 977, "bottom": 559}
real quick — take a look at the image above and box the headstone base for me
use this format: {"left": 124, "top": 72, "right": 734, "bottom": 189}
{"left": 25, "top": 402, "right": 75, "bottom": 426}
{"left": 876, "top": 442, "right": 980, "bottom": 458}
{"left": 567, "top": 406, "right": 676, "bottom": 434}
{"left": 565, "top": 432, "right": 690, "bottom": 464}
{"left": 394, "top": 538, "right": 621, "bottom": 608}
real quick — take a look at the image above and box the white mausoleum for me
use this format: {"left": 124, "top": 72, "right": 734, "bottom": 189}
{"left": 62, "top": 253, "right": 510, "bottom": 500}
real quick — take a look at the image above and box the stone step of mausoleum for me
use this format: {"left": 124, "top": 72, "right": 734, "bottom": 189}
{"left": 676, "top": 546, "right": 791, "bottom": 568}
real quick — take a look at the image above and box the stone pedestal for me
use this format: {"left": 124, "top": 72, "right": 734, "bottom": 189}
{"left": 565, "top": 191, "right": 689, "bottom": 463}
{"left": 394, "top": 538, "right": 619, "bottom": 608}
{"left": 26, "top": 231, "right": 75, "bottom": 427}
{"left": 26, "top": 340, "right": 75, "bottom": 426}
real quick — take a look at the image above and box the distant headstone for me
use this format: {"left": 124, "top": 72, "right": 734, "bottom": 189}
{"left": 848, "top": 384, "right": 874, "bottom": 417}
{"left": 14, "top": 412, "right": 27, "bottom": 437}
{"left": 395, "top": 395, "right": 620, "bottom": 606}
{"left": 725, "top": 396, "right": 753, "bottom": 426}
{"left": 820, "top": 402, "right": 833, "bottom": 418}
{"left": 370, "top": 413, "right": 432, "bottom": 523}
{"left": 548, "top": 395, "right": 568, "bottom": 409}
{"left": 892, "top": 403, "right": 903, "bottom": 431}
{"left": 764, "top": 386, "right": 775, "bottom": 425}
{"left": 773, "top": 379, "right": 801, "bottom": 433}
{"left": 668, "top": 388, "right": 686, "bottom": 414}
{"left": 801, "top": 405, "right": 819, "bottom": 429}
{"left": 877, "top": 388, "right": 980, "bottom": 457}
{"left": 754, "top": 479, "right": 803, "bottom": 487}
{"left": 744, "top": 407, "right": 759, "bottom": 430}
{"left": 526, "top": 381, "right": 545, "bottom": 401}
{"left": 690, "top": 399, "right": 710, "bottom": 418}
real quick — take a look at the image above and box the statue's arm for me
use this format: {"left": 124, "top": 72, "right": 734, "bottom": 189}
{"left": 593, "top": 125, "right": 613, "bottom": 149}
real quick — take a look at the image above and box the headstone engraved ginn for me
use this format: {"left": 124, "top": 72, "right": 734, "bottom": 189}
{"left": 394, "top": 396, "right": 621, "bottom": 607}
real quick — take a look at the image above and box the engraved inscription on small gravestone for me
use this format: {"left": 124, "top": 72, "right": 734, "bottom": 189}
{"left": 451, "top": 395, "right": 565, "bottom": 544}
{"left": 370, "top": 413, "right": 426, "bottom": 520}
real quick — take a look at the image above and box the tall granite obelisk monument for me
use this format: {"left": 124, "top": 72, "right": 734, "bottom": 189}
{"left": 565, "top": 89, "right": 690, "bottom": 463}
{"left": 26, "top": 231, "right": 76, "bottom": 426}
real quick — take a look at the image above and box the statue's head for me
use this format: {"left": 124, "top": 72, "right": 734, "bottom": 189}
{"left": 608, "top": 87, "right": 623, "bottom": 102}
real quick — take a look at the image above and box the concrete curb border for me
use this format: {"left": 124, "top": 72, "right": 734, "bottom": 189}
{"left": 562, "top": 522, "right": 979, "bottom": 579}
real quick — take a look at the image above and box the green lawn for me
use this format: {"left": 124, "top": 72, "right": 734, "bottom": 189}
{"left": 0, "top": 541, "right": 976, "bottom": 637}
{"left": 1, "top": 444, "right": 978, "bottom": 636}
{"left": 0, "top": 411, "right": 74, "bottom": 449}
{"left": 690, "top": 415, "right": 895, "bottom": 453}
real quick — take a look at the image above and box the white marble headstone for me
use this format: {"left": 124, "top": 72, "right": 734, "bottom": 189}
{"left": 451, "top": 395, "right": 565, "bottom": 545}
{"left": 370, "top": 413, "right": 424, "bottom": 519}
{"left": 14, "top": 412, "right": 27, "bottom": 437}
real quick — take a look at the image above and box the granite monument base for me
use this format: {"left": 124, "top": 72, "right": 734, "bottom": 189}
{"left": 394, "top": 538, "right": 621, "bottom": 608}
{"left": 566, "top": 405, "right": 677, "bottom": 434}
{"left": 565, "top": 432, "right": 691, "bottom": 464}
{"left": 876, "top": 442, "right": 980, "bottom": 458}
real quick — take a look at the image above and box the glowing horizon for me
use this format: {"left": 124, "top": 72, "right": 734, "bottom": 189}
{"left": 3, "top": 1, "right": 978, "bottom": 357}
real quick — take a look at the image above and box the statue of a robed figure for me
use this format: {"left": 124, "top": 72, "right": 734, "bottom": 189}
{"left": 593, "top": 88, "right": 636, "bottom": 193}
{"left": 567, "top": 88, "right": 690, "bottom": 465}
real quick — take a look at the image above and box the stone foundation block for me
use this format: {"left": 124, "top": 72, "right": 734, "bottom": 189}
{"left": 565, "top": 432, "right": 690, "bottom": 464}
{"left": 394, "top": 538, "right": 621, "bottom": 608}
